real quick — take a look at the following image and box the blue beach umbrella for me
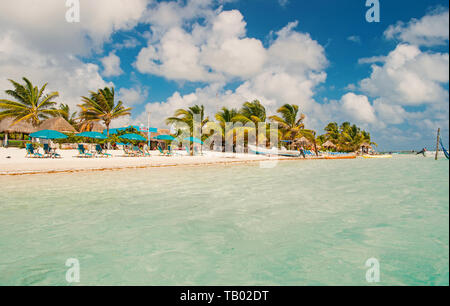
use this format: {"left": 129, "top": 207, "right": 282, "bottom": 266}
{"left": 77, "top": 131, "right": 107, "bottom": 140}
{"left": 184, "top": 137, "right": 203, "bottom": 144}
{"left": 120, "top": 133, "right": 147, "bottom": 142}
{"left": 153, "top": 135, "right": 175, "bottom": 141}
{"left": 30, "top": 129, "right": 68, "bottom": 140}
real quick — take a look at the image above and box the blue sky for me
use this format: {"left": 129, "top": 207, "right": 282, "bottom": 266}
{"left": 0, "top": 0, "right": 448, "bottom": 150}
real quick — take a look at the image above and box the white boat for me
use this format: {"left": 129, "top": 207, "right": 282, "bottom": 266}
{"left": 248, "top": 145, "right": 301, "bottom": 157}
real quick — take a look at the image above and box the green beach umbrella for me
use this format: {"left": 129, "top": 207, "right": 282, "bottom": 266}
{"left": 30, "top": 129, "right": 68, "bottom": 140}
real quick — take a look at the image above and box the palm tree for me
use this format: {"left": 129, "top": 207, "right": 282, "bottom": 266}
{"left": 233, "top": 100, "right": 266, "bottom": 147}
{"left": 211, "top": 107, "right": 238, "bottom": 152}
{"left": 0, "top": 77, "right": 60, "bottom": 126}
{"left": 58, "top": 103, "right": 78, "bottom": 128}
{"left": 294, "top": 128, "right": 319, "bottom": 156}
{"left": 269, "top": 104, "right": 305, "bottom": 148}
{"left": 324, "top": 122, "right": 339, "bottom": 143}
{"left": 79, "top": 87, "right": 132, "bottom": 136}
{"left": 166, "top": 105, "right": 209, "bottom": 155}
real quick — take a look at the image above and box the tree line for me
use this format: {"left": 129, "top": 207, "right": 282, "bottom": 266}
{"left": 0, "top": 77, "right": 375, "bottom": 152}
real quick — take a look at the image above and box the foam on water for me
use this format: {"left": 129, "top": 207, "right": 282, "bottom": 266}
{"left": 0, "top": 156, "right": 448, "bottom": 285}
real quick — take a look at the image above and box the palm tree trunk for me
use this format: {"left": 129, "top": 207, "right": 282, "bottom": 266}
{"left": 106, "top": 123, "right": 111, "bottom": 149}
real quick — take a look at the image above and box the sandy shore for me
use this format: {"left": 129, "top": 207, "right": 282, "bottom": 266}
{"left": 0, "top": 147, "right": 309, "bottom": 175}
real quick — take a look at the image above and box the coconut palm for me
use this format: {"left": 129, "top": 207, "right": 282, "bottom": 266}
{"left": 269, "top": 104, "right": 305, "bottom": 148}
{"left": 0, "top": 77, "right": 60, "bottom": 126}
{"left": 209, "top": 107, "right": 238, "bottom": 151}
{"left": 166, "top": 105, "right": 209, "bottom": 155}
{"left": 233, "top": 100, "right": 266, "bottom": 146}
{"left": 298, "top": 129, "right": 319, "bottom": 156}
{"left": 79, "top": 87, "right": 132, "bottom": 136}
{"left": 58, "top": 103, "right": 78, "bottom": 128}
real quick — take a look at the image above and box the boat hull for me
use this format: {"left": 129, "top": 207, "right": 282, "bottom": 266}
{"left": 362, "top": 155, "right": 393, "bottom": 159}
{"left": 325, "top": 155, "right": 356, "bottom": 160}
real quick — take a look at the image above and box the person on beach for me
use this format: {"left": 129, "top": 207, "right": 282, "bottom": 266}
{"left": 417, "top": 148, "right": 427, "bottom": 157}
{"left": 299, "top": 146, "right": 306, "bottom": 158}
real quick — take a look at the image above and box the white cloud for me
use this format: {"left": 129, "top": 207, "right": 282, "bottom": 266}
{"left": 358, "top": 55, "right": 386, "bottom": 65}
{"left": 0, "top": 0, "right": 149, "bottom": 56}
{"left": 114, "top": 37, "right": 141, "bottom": 49}
{"left": 384, "top": 9, "right": 449, "bottom": 46}
{"left": 135, "top": 14, "right": 328, "bottom": 129}
{"left": 0, "top": 0, "right": 148, "bottom": 111}
{"left": 118, "top": 86, "right": 149, "bottom": 106}
{"left": 359, "top": 44, "right": 449, "bottom": 106}
{"left": 100, "top": 52, "right": 124, "bottom": 77}
{"left": 0, "top": 32, "right": 111, "bottom": 110}
{"left": 340, "top": 93, "right": 376, "bottom": 124}
{"left": 278, "top": 0, "right": 289, "bottom": 7}
{"left": 347, "top": 35, "right": 361, "bottom": 43}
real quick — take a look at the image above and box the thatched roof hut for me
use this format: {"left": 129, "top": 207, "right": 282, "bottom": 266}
{"left": 295, "top": 136, "right": 312, "bottom": 146}
{"left": 89, "top": 122, "right": 105, "bottom": 133}
{"left": 37, "top": 117, "right": 77, "bottom": 133}
{"left": 0, "top": 117, "right": 37, "bottom": 134}
{"left": 360, "top": 142, "right": 372, "bottom": 148}
{"left": 322, "top": 140, "right": 337, "bottom": 148}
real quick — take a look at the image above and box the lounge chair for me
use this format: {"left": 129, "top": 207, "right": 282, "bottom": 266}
{"left": 193, "top": 146, "right": 204, "bottom": 156}
{"left": 43, "top": 143, "right": 61, "bottom": 158}
{"left": 77, "top": 144, "right": 94, "bottom": 158}
{"left": 158, "top": 145, "right": 171, "bottom": 156}
{"left": 131, "top": 145, "right": 145, "bottom": 157}
{"left": 26, "top": 143, "right": 43, "bottom": 158}
{"left": 185, "top": 145, "right": 192, "bottom": 156}
{"left": 123, "top": 146, "right": 136, "bottom": 157}
{"left": 95, "top": 144, "right": 112, "bottom": 158}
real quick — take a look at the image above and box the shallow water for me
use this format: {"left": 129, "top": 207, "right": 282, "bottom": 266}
{"left": 0, "top": 156, "right": 448, "bottom": 285}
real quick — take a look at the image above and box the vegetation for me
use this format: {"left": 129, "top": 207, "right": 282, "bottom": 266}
{"left": 0, "top": 77, "right": 60, "bottom": 126}
{"left": 58, "top": 103, "right": 78, "bottom": 128}
{"left": 318, "top": 122, "right": 376, "bottom": 152}
{"left": 79, "top": 87, "right": 132, "bottom": 136}
{"left": 0, "top": 77, "right": 376, "bottom": 153}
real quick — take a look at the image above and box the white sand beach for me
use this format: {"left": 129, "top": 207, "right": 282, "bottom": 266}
{"left": 0, "top": 147, "right": 297, "bottom": 175}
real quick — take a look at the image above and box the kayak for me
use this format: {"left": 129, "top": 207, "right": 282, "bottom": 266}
{"left": 362, "top": 155, "right": 393, "bottom": 159}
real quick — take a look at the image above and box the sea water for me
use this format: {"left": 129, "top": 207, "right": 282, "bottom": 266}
{"left": 0, "top": 156, "right": 448, "bottom": 285}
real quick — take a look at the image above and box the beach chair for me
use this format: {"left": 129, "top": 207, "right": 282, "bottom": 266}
{"left": 25, "top": 143, "right": 43, "bottom": 158}
{"left": 193, "top": 146, "right": 204, "bottom": 156}
{"left": 158, "top": 145, "right": 171, "bottom": 156}
{"left": 184, "top": 145, "right": 192, "bottom": 156}
{"left": 43, "top": 143, "right": 61, "bottom": 158}
{"left": 95, "top": 144, "right": 112, "bottom": 158}
{"left": 77, "top": 144, "right": 94, "bottom": 158}
{"left": 132, "top": 145, "right": 145, "bottom": 157}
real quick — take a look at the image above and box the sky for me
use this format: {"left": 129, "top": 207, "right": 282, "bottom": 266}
{"left": 0, "top": 0, "right": 448, "bottom": 151}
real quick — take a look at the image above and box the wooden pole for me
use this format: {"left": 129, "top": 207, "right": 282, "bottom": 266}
{"left": 435, "top": 128, "right": 440, "bottom": 160}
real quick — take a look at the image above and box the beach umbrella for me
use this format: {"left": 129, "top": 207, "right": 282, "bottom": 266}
{"left": 153, "top": 135, "right": 175, "bottom": 141}
{"left": 77, "top": 131, "right": 107, "bottom": 140}
{"left": 120, "top": 133, "right": 147, "bottom": 141}
{"left": 30, "top": 129, "right": 68, "bottom": 140}
{"left": 184, "top": 137, "right": 203, "bottom": 144}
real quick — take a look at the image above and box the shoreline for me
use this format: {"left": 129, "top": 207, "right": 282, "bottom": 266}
{"left": 0, "top": 148, "right": 328, "bottom": 176}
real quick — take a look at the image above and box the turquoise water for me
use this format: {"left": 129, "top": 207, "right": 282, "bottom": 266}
{"left": 0, "top": 156, "right": 448, "bottom": 285}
